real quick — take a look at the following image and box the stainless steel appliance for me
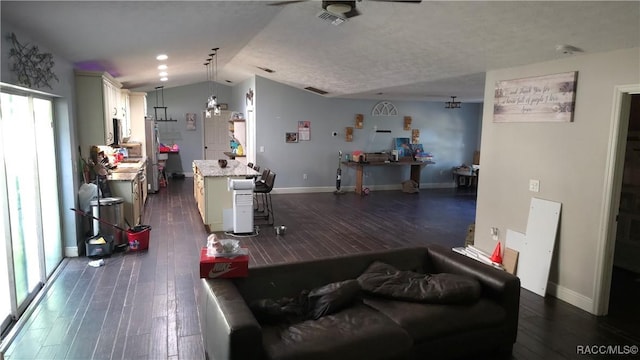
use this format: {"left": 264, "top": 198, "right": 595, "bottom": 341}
{"left": 145, "top": 117, "right": 159, "bottom": 193}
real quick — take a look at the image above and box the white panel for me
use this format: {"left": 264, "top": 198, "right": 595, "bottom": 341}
{"left": 505, "top": 229, "right": 525, "bottom": 253}
{"left": 519, "top": 197, "right": 561, "bottom": 297}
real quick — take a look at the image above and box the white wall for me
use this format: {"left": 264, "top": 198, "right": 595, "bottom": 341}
{"left": 475, "top": 47, "right": 640, "bottom": 314}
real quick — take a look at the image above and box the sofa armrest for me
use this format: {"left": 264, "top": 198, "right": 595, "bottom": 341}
{"left": 200, "top": 278, "right": 263, "bottom": 360}
{"left": 426, "top": 244, "right": 520, "bottom": 344}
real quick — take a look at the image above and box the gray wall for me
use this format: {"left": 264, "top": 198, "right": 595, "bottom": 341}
{"left": 147, "top": 75, "right": 482, "bottom": 190}
{"left": 1, "top": 21, "right": 81, "bottom": 256}
{"left": 475, "top": 47, "right": 640, "bottom": 314}
{"left": 253, "top": 75, "right": 482, "bottom": 191}
{"left": 145, "top": 81, "right": 232, "bottom": 175}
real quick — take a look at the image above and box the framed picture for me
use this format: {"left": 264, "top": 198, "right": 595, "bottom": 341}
{"left": 186, "top": 112, "right": 196, "bottom": 130}
{"left": 285, "top": 132, "right": 298, "bottom": 143}
{"left": 298, "top": 121, "right": 310, "bottom": 141}
{"left": 494, "top": 71, "right": 578, "bottom": 123}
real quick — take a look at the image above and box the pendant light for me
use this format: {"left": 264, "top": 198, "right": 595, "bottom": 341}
{"left": 445, "top": 96, "right": 461, "bottom": 109}
{"left": 205, "top": 47, "right": 220, "bottom": 115}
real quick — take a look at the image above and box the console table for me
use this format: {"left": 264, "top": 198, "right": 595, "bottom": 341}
{"left": 343, "top": 160, "right": 435, "bottom": 195}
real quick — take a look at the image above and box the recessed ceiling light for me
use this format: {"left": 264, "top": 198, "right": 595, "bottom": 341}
{"left": 159, "top": 72, "right": 168, "bottom": 77}
{"left": 160, "top": 77, "right": 168, "bottom": 82}
{"left": 158, "top": 64, "right": 168, "bottom": 70}
{"left": 156, "top": 54, "right": 168, "bottom": 61}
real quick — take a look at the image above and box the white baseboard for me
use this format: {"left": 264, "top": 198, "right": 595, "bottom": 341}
{"left": 547, "top": 281, "right": 595, "bottom": 314}
{"left": 65, "top": 246, "right": 79, "bottom": 257}
{"left": 271, "top": 182, "right": 456, "bottom": 194}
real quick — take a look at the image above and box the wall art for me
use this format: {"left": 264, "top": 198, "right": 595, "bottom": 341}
{"left": 7, "top": 32, "right": 59, "bottom": 89}
{"left": 285, "top": 132, "right": 298, "bottom": 143}
{"left": 298, "top": 121, "right": 310, "bottom": 141}
{"left": 493, "top": 71, "right": 578, "bottom": 123}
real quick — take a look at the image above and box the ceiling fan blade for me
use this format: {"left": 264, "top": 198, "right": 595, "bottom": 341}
{"left": 267, "top": 0, "right": 308, "bottom": 5}
{"left": 368, "top": 0, "right": 422, "bottom": 3}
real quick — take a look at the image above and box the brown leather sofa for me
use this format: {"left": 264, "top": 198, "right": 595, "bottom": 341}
{"left": 199, "top": 244, "right": 520, "bottom": 360}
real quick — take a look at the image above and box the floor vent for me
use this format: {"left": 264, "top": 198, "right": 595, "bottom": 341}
{"left": 304, "top": 86, "right": 329, "bottom": 95}
{"left": 316, "top": 10, "right": 346, "bottom": 26}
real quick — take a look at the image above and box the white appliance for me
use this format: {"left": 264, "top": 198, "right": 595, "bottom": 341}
{"left": 228, "top": 179, "right": 255, "bottom": 234}
{"left": 145, "top": 117, "right": 159, "bottom": 193}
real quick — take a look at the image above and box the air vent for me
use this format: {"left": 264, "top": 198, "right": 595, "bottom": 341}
{"left": 316, "top": 10, "right": 346, "bottom": 26}
{"left": 304, "top": 86, "right": 329, "bottom": 95}
{"left": 257, "top": 66, "right": 275, "bottom": 74}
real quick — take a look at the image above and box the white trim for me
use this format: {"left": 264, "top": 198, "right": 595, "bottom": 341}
{"left": 547, "top": 281, "right": 594, "bottom": 314}
{"left": 271, "top": 182, "right": 456, "bottom": 194}
{"left": 595, "top": 84, "right": 640, "bottom": 315}
{"left": 64, "top": 246, "right": 79, "bottom": 258}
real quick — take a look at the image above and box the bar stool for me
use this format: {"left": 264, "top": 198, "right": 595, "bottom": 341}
{"left": 158, "top": 160, "right": 168, "bottom": 187}
{"left": 254, "top": 170, "right": 276, "bottom": 225}
{"left": 253, "top": 168, "right": 270, "bottom": 211}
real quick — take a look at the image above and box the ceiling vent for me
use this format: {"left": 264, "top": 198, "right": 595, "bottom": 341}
{"left": 304, "top": 86, "right": 329, "bottom": 95}
{"left": 316, "top": 10, "right": 346, "bottom": 26}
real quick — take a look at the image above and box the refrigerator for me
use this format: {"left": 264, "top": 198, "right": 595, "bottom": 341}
{"left": 145, "top": 117, "right": 159, "bottom": 193}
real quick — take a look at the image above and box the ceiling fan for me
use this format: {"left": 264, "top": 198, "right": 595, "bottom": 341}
{"left": 269, "top": 0, "right": 421, "bottom": 19}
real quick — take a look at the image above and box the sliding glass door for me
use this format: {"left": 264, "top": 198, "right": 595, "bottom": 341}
{"left": 0, "top": 90, "right": 62, "bottom": 337}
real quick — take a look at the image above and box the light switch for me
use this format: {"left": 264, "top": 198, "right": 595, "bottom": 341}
{"left": 529, "top": 179, "right": 540, "bottom": 192}
{"left": 259, "top": 146, "right": 265, "bottom": 153}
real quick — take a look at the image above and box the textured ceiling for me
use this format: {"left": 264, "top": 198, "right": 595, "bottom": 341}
{"left": 2, "top": 1, "right": 639, "bottom": 102}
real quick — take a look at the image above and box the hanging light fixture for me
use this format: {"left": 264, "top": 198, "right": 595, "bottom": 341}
{"left": 205, "top": 47, "right": 221, "bottom": 115}
{"left": 445, "top": 96, "right": 462, "bottom": 109}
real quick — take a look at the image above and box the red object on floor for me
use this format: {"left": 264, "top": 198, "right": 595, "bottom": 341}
{"left": 127, "top": 225, "right": 151, "bottom": 251}
{"left": 490, "top": 242, "right": 502, "bottom": 264}
{"left": 199, "top": 247, "right": 249, "bottom": 279}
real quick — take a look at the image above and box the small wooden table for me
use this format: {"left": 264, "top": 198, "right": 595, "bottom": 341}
{"left": 343, "top": 160, "right": 435, "bottom": 195}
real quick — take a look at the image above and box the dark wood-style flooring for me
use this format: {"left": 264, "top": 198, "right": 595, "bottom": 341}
{"left": 3, "top": 179, "right": 639, "bottom": 359}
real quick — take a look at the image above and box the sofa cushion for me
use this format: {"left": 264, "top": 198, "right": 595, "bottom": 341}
{"left": 261, "top": 303, "right": 412, "bottom": 360}
{"left": 363, "top": 296, "right": 506, "bottom": 343}
{"left": 308, "top": 279, "right": 361, "bottom": 320}
{"left": 357, "top": 261, "right": 481, "bottom": 304}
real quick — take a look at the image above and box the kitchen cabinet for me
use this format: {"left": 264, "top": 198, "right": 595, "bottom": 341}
{"left": 109, "top": 161, "right": 146, "bottom": 226}
{"left": 120, "top": 89, "right": 131, "bottom": 138}
{"left": 75, "top": 70, "right": 123, "bottom": 152}
{"left": 128, "top": 92, "right": 147, "bottom": 143}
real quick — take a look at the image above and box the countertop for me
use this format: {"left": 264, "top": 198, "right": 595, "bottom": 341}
{"left": 193, "top": 160, "right": 259, "bottom": 177}
{"left": 107, "top": 157, "right": 146, "bottom": 181}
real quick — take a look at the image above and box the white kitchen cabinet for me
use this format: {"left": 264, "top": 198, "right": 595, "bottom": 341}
{"left": 75, "top": 70, "right": 123, "bottom": 153}
{"left": 120, "top": 89, "right": 131, "bottom": 138}
{"left": 109, "top": 171, "right": 143, "bottom": 226}
{"left": 128, "top": 92, "right": 147, "bottom": 143}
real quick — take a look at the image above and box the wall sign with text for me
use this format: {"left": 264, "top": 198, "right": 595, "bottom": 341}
{"left": 493, "top": 71, "right": 578, "bottom": 123}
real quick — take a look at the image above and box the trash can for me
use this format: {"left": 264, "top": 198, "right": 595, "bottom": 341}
{"left": 90, "top": 197, "right": 126, "bottom": 247}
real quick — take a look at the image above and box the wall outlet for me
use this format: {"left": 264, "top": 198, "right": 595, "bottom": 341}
{"left": 490, "top": 227, "right": 499, "bottom": 241}
{"left": 303, "top": 173, "right": 307, "bottom": 180}
{"left": 529, "top": 179, "right": 540, "bottom": 192}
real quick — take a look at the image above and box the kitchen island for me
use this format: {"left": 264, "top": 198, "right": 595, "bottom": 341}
{"left": 193, "top": 160, "right": 259, "bottom": 232}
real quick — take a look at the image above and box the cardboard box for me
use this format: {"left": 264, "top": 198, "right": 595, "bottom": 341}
{"left": 199, "top": 247, "right": 249, "bottom": 279}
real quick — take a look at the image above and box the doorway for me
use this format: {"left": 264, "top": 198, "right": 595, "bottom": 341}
{"left": 607, "top": 94, "right": 640, "bottom": 337}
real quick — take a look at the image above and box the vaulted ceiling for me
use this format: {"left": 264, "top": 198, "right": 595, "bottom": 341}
{"left": 2, "top": 1, "right": 639, "bottom": 102}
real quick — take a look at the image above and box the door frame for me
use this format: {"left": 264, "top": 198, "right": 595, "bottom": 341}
{"left": 595, "top": 84, "right": 640, "bottom": 315}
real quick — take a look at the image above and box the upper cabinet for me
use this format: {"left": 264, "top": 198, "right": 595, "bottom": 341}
{"left": 128, "top": 92, "right": 147, "bottom": 143}
{"left": 75, "top": 70, "right": 123, "bottom": 152}
{"left": 120, "top": 89, "right": 131, "bottom": 138}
